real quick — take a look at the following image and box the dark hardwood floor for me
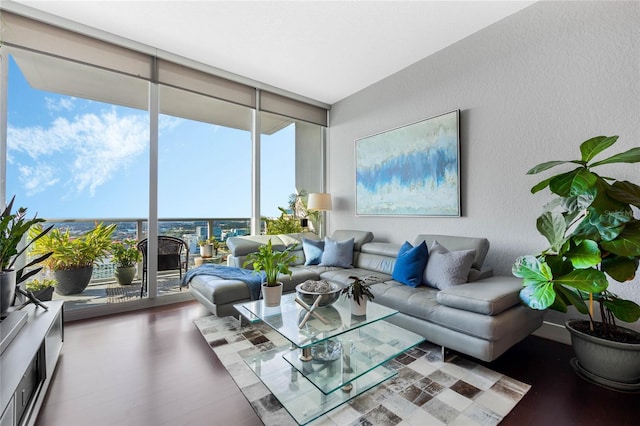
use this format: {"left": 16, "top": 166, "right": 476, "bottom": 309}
{"left": 36, "top": 301, "right": 638, "bottom": 426}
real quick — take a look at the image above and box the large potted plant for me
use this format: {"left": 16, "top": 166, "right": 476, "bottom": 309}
{"left": 244, "top": 239, "right": 297, "bottom": 307}
{"left": 512, "top": 135, "right": 640, "bottom": 390}
{"left": 0, "top": 196, "right": 53, "bottom": 314}
{"left": 111, "top": 238, "right": 141, "bottom": 285}
{"left": 30, "top": 223, "right": 116, "bottom": 295}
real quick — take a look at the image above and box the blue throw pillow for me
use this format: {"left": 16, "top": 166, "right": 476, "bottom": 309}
{"left": 392, "top": 241, "right": 428, "bottom": 288}
{"left": 320, "top": 237, "right": 354, "bottom": 268}
{"left": 302, "top": 238, "right": 324, "bottom": 265}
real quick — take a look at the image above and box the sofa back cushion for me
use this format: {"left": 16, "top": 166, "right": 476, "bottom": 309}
{"left": 356, "top": 242, "right": 400, "bottom": 275}
{"left": 226, "top": 232, "right": 315, "bottom": 268}
{"left": 329, "top": 230, "right": 374, "bottom": 251}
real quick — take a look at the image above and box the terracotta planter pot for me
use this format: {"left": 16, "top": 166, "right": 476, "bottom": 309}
{"left": 262, "top": 282, "right": 283, "bottom": 307}
{"left": 1, "top": 270, "right": 17, "bottom": 314}
{"left": 566, "top": 320, "right": 640, "bottom": 391}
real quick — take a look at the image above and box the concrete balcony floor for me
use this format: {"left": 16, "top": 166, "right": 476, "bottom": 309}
{"left": 50, "top": 271, "right": 184, "bottom": 311}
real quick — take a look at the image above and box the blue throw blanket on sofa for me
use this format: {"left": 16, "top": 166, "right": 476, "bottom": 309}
{"left": 181, "top": 264, "right": 265, "bottom": 300}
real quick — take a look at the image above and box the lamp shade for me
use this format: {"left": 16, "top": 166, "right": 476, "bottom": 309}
{"left": 307, "top": 193, "right": 332, "bottom": 211}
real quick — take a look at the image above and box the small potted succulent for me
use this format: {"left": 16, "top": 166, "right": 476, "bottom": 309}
{"left": 24, "top": 278, "right": 57, "bottom": 301}
{"left": 198, "top": 237, "right": 219, "bottom": 258}
{"left": 244, "top": 239, "right": 297, "bottom": 306}
{"left": 111, "top": 238, "right": 141, "bottom": 285}
{"left": 342, "top": 276, "right": 375, "bottom": 316}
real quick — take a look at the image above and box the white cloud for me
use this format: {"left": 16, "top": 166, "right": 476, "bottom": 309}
{"left": 18, "top": 164, "right": 60, "bottom": 196}
{"left": 8, "top": 108, "right": 149, "bottom": 196}
{"left": 45, "top": 97, "right": 76, "bottom": 112}
{"left": 159, "top": 115, "right": 184, "bottom": 132}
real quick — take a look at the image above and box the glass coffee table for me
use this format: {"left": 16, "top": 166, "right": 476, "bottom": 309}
{"left": 234, "top": 293, "right": 424, "bottom": 425}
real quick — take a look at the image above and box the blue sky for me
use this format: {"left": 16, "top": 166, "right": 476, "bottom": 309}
{"left": 6, "top": 55, "right": 295, "bottom": 219}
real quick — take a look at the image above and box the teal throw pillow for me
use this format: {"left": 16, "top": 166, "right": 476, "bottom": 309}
{"left": 392, "top": 241, "right": 428, "bottom": 287}
{"left": 302, "top": 238, "right": 324, "bottom": 265}
{"left": 320, "top": 237, "right": 354, "bottom": 268}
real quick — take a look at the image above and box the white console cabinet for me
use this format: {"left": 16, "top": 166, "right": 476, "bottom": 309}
{"left": 1, "top": 301, "right": 63, "bottom": 426}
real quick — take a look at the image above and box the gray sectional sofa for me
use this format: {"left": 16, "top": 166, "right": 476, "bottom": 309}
{"left": 187, "top": 230, "right": 543, "bottom": 362}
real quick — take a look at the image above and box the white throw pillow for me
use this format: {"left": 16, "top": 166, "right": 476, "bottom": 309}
{"left": 424, "top": 241, "right": 475, "bottom": 290}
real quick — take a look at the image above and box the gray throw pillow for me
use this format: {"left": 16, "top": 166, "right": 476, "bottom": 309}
{"left": 424, "top": 241, "right": 475, "bottom": 290}
{"left": 320, "top": 237, "right": 354, "bottom": 268}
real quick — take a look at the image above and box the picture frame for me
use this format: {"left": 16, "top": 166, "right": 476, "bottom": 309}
{"left": 355, "top": 110, "right": 460, "bottom": 217}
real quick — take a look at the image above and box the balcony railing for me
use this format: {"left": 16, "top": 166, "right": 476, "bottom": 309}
{"left": 26, "top": 217, "right": 251, "bottom": 311}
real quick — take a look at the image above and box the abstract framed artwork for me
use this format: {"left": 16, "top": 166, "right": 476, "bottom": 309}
{"left": 355, "top": 110, "right": 460, "bottom": 216}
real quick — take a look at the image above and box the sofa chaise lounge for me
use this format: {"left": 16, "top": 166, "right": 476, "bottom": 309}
{"left": 187, "top": 230, "right": 543, "bottom": 361}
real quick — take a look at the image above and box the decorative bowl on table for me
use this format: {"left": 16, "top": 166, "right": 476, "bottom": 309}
{"left": 296, "top": 280, "right": 342, "bottom": 307}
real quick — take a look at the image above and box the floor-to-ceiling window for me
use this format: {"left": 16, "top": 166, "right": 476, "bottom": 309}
{"left": 259, "top": 111, "right": 326, "bottom": 234}
{"left": 6, "top": 52, "right": 150, "bottom": 217}
{"left": 0, "top": 9, "right": 327, "bottom": 319}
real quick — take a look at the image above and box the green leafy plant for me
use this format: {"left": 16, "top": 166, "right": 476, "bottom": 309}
{"left": 243, "top": 239, "right": 297, "bottom": 286}
{"left": 512, "top": 135, "right": 640, "bottom": 340}
{"left": 264, "top": 207, "right": 303, "bottom": 235}
{"left": 111, "top": 239, "right": 141, "bottom": 268}
{"left": 342, "top": 276, "right": 375, "bottom": 305}
{"left": 25, "top": 278, "right": 57, "bottom": 292}
{"left": 198, "top": 237, "right": 219, "bottom": 249}
{"left": 29, "top": 223, "right": 117, "bottom": 270}
{"left": 264, "top": 190, "right": 320, "bottom": 235}
{"left": 0, "top": 196, "right": 53, "bottom": 284}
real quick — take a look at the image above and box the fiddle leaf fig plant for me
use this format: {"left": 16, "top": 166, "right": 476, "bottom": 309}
{"left": 512, "top": 135, "right": 640, "bottom": 339}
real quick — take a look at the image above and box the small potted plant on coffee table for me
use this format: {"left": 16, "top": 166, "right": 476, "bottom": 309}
{"left": 244, "top": 239, "right": 297, "bottom": 307}
{"left": 342, "top": 276, "right": 375, "bottom": 316}
{"left": 111, "top": 238, "right": 141, "bottom": 285}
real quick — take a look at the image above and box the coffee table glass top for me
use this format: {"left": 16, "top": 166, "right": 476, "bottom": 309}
{"left": 235, "top": 293, "right": 398, "bottom": 349}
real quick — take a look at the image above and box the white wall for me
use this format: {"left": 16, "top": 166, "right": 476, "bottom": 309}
{"left": 328, "top": 2, "right": 640, "bottom": 328}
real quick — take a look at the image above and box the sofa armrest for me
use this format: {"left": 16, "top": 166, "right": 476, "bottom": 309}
{"left": 436, "top": 276, "right": 523, "bottom": 315}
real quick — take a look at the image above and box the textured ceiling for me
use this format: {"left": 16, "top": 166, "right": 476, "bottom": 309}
{"left": 10, "top": 1, "right": 535, "bottom": 105}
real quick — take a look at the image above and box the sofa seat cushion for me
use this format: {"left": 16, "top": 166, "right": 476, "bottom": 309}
{"left": 189, "top": 275, "right": 251, "bottom": 306}
{"left": 422, "top": 303, "right": 540, "bottom": 342}
{"left": 368, "top": 281, "right": 440, "bottom": 319}
{"left": 189, "top": 267, "right": 318, "bottom": 306}
{"left": 287, "top": 267, "right": 323, "bottom": 287}
{"left": 436, "top": 276, "right": 523, "bottom": 315}
{"left": 319, "top": 268, "right": 390, "bottom": 287}
{"left": 370, "top": 280, "right": 532, "bottom": 342}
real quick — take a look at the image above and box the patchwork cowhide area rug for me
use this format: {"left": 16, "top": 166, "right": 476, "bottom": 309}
{"left": 195, "top": 315, "right": 530, "bottom": 426}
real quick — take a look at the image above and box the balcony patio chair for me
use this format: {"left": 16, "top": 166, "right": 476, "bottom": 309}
{"left": 137, "top": 236, "right": 189, "bottom": 297}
